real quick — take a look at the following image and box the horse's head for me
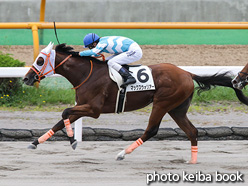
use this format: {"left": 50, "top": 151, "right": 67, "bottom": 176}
{"left": 23, "top": 42, "right": 56, "bottom": 86}
{"left": 232, "top": 64, "right": 248, "bottom": 90}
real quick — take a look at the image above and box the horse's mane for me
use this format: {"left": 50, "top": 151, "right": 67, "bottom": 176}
{"left": 55, "top": 43, "right": 104, "bottom": 64}
{"left": 55, "top": 43, "right": 75, "bottom": 54}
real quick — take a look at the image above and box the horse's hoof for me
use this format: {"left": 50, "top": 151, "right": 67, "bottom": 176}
{"left": 71, "top": 140, "right": 77, "bottom": 150}
{"left": 27, "top": 144, "right": 37, "bottom": 149}
{"left": 116, "top": 156, "right": 125, "bottom": 161}
{"left": 186, "top": 160, "right": 197, "bottom": 164}
{"left": 116, "top": 150, "right": 126, "bottom": 161}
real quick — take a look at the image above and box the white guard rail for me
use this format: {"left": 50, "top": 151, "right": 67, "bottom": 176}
{"left": 0, "top": 66, "right": 244, "bottom": 78}
{"left": 0, "top": 67, "right": 61, "bottom": 77}
{"left": 0, "top": 66, "right": 244, "bottom": 141}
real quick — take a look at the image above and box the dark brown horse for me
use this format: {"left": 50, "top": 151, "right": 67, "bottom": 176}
{"left": 23, "top": 43, "right": 248, "bottom": 164}
{"left": 232, "top": 63, "right": 248, "bottom": 90}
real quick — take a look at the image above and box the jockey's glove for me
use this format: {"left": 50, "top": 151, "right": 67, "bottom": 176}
{"left": 70, "top": 52, "right": 79, "bottom": 56}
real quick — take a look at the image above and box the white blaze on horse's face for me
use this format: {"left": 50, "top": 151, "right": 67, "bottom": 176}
{"left": 231, "top": 75, "right": 241, "bottom": 89}
{"left": 32, "top": 42, "right": 56, "bottom": 77}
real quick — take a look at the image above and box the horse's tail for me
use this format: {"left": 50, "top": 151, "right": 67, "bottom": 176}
{"left": 191, "top": 71, "right": 248, "bottom": 106}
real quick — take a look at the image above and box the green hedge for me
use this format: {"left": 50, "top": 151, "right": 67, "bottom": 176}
{"left": 0, "top": 52, "right": 25, "bottom": 97}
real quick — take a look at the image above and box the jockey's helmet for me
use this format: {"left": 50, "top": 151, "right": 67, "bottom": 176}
{"left": 83, "top": 33, "right": 100, "bottom": 48}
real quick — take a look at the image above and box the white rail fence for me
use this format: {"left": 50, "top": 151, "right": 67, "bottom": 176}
{"left": 0, "top": 66, "right": 243, "bottom": 78}
{"left": 0, "top": 66, "right": 243, "bottom": 141}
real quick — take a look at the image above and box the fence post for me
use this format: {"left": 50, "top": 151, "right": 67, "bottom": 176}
{"left": 31, "top": 24, "right": 39, "bottom": 61}
{"left": 39, "top": 0, "right": 46, "bottom": 45}
{"left": 74, "top": 102, "right": 83, "bottom": 141}
{"left": 74, "top": 118, "right": 83, "bottom": 142}
{"left": 40, "top": 0, "right": 46, "bottom": 22}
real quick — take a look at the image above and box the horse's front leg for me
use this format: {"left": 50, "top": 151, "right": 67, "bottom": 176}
{"left": 61, "top": 104, "right": 96, "bottom": 149}
{"left": 27, "top": 115, "right": 79, "bottom": 150}
{"left": 28, "top": 104, "right": 96, "bottom": 150}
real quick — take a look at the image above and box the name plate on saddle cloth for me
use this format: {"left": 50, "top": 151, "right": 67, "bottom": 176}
{"left": 126, "top": 66, "right": 155, "bottom": 92}
{"left": 109, "top": 65, "right": 156, "bottom": 113}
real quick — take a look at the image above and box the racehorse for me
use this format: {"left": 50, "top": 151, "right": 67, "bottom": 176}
{"left": 23, "top": 42, "right": 248, "bottom": 164}
{"left": 232, "top": 63, "right": 248, "bottom": 90}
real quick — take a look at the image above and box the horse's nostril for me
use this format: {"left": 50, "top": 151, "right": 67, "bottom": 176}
{"left": 34, "top": 75, "right": 39, "bottom": 81}
{"left": 23, "top": 77, "right": 28, "bottom": 83}
{"left": 232, "top": 80, "right": 237, "bottom": 84}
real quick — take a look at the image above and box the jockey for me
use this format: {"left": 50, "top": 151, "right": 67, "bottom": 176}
{"left": 79, "top": 33, "right": 143, "bottom": 88}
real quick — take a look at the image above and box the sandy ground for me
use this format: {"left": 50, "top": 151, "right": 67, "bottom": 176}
{"left": 1, "top": 45, "right": 248, "bottom": 66}
{"left": 0, "top": 141, "right": 247, "bottom": 186}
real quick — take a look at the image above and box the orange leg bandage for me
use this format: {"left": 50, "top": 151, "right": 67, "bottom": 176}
{"left": 190, "top": 146, "right": 198, "bottom": 164}
{"left": 38, "top": 129, "right": 54, "bottom": 144}
{"left": 64, "top": 119, "right": 73, "bottom": 137}
{"left": 125, "top": 138, "right": 143, "bottom": 154}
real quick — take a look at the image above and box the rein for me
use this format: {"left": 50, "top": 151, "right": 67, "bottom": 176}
{"left": 239, "top": 71, "right": 248, "bottom": 76}
{"left": 72, "top": 60, "right": 93, "bottom": 90}
{"left": 94, "top": 53, "right": 105, "bottom": 61}
{"left": 72, "top": 53, "right": 104, "bottom": 89}
{"left": 238, "top": 71, "right": 248, "bottom": 81}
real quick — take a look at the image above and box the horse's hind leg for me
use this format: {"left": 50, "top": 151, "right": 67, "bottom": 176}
{"left": 116, "top": 104, "right": 167, "bottom": 160}
{"left": 168, "top": 95, "right": 198, "bottom": 164}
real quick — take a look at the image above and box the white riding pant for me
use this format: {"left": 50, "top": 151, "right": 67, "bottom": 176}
{"left": 107, "top": 42, "right": 142, "bottom": 71}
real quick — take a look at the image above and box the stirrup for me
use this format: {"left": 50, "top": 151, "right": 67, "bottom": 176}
{"left": 120, "top": 77, "right": 136, "bottom": 88}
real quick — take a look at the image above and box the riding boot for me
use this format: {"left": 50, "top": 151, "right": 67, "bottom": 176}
{"left": 118, "top": 67, "right": 136, "bottom": 88}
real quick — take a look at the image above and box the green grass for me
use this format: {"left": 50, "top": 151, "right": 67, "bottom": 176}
{"left": 0, "top": 85, "right": 75, "bottom": 110}
{"left": 0, "top": 83, "right": 247, "bottom": 112}
{"left": 193, "top": 86, "right": 248, "bottom": 103}
{"left": 138, "top": 101, "right": 248, "bottom": 115}
{"left": 188, "top": 102, "right": 248, "bottom": 114}
{"left": 190, "top": 86, "right": 248, "bottom": 113}
{"left": 137, "top": 86, "right": 248, "bottom": 114}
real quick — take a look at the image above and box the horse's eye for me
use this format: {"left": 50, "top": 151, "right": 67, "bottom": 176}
{"left": 246, "top": 76, "right": 248, "bottom": 81}
{"left": 37, "top": 57, "right": 44, "bottom": 66}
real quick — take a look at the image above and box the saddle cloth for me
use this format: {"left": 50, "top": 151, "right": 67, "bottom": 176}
{"left": 109, "top": 65, "right": 156, "bottom": 113}
{"left": 109, "top": 65, "right": 155, "bottom": 92}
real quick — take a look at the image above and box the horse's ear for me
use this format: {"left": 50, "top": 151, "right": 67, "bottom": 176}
{"left": 46, "top": 42, "right": 54, "bottom": 54}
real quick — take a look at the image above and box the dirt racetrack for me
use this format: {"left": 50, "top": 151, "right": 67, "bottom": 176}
{"left": 1, "top": 45, "right": 248, "bottom": 66}
{"left": 0, "top": 141, "right": 247, "bottom": 186}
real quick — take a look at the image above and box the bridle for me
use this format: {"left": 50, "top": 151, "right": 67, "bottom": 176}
{"left": 31, "top": 51, "right": 72, "bottom": 83}
{"left": 236, "top": 71, "right": 248, "bottom": 87}
{"left": 31, "top": 51, "right": 95, "bottom": 90}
